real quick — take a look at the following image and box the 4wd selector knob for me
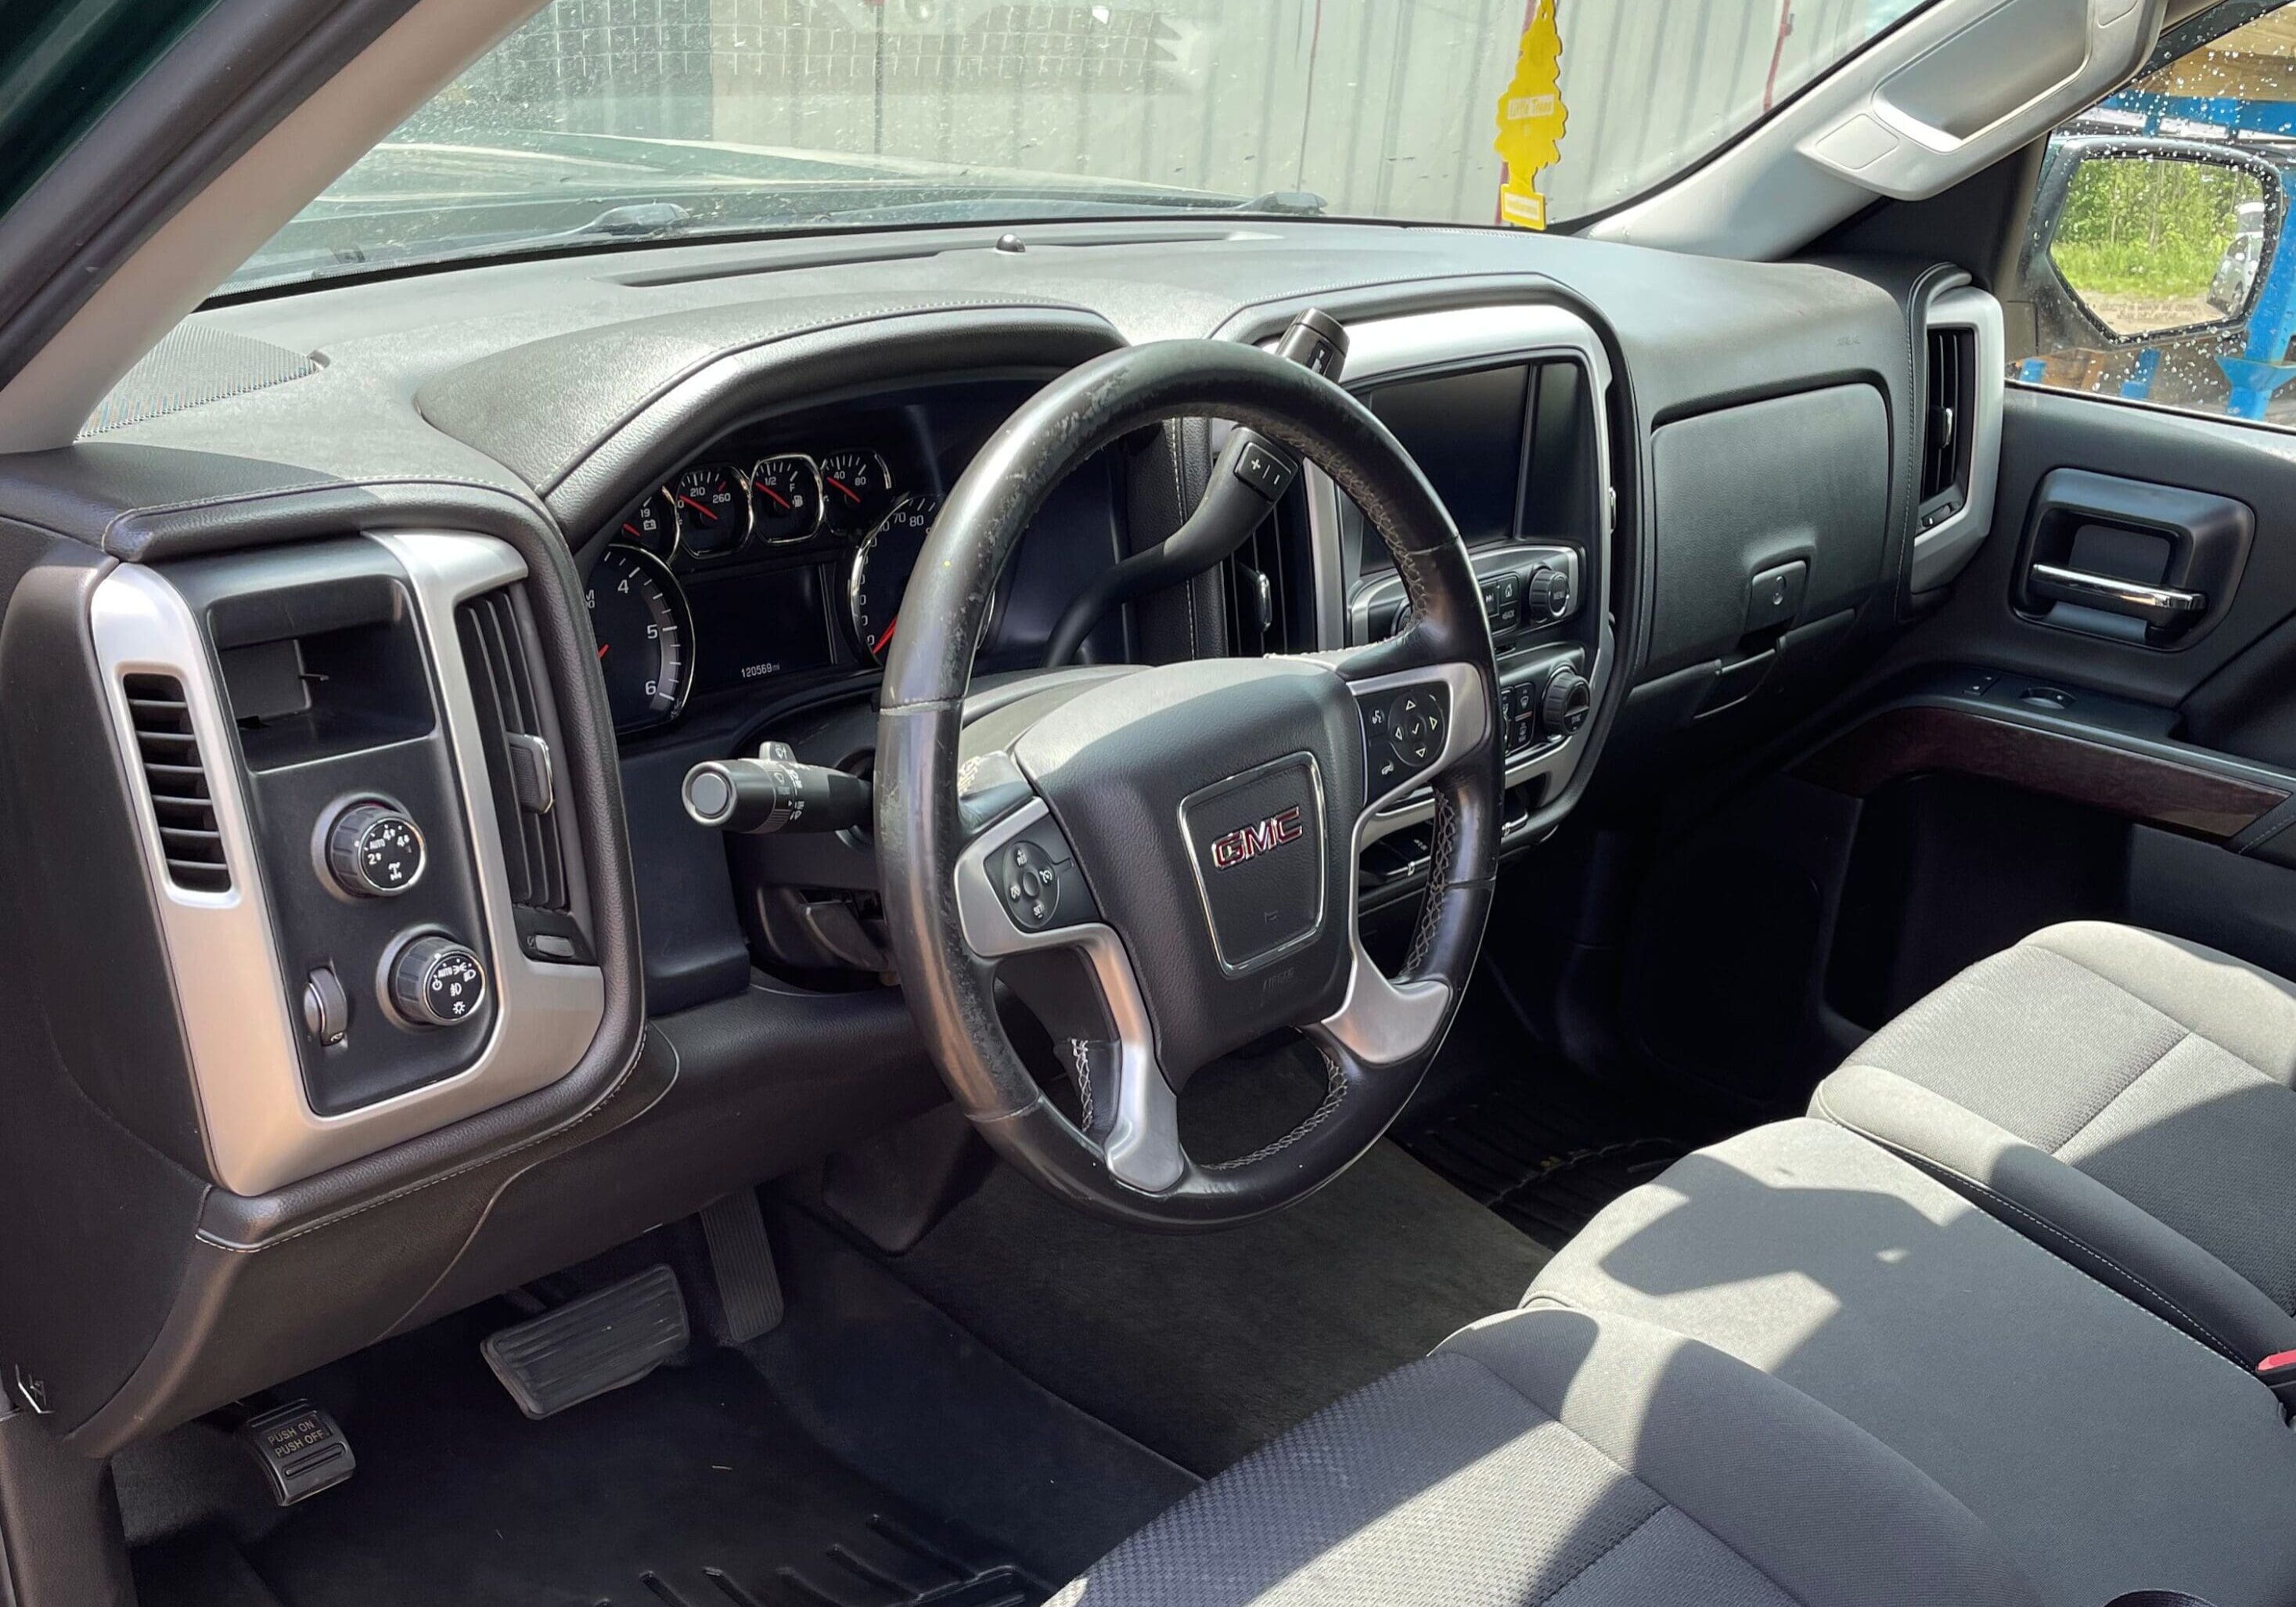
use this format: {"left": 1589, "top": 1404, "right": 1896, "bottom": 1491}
{"left": 388, "top": 935, "right": 486, "bottom": 1029}
{"left": 1541, "top": 668, "right": 1592, "bottom": 737}
{"left": 1526, "top": 565, "right": 1573, "bottom": 622}
{"left": 326, "top": 802, "right": 424, "bottom": 897}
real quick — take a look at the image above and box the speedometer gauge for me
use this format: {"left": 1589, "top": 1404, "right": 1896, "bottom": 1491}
{"left": 848, "top": 494, "right": 940, "bottom": 664}
{"left": 818, "top": 449, "right": 894, "bottom": 536}
{"left": 668, "top": 463, "right": 752, "bottom": 558}
{"left": 587, "top": 545, "right": 693, "bottom": 732}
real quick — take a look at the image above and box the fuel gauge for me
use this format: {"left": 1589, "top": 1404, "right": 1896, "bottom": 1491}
{"left": 750, "top": 453, "right": 822, "bottom": 544}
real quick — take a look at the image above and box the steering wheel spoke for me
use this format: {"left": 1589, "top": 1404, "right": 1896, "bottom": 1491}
{"left": 952, "top": 794, "right": 1188, "bottom": 1194}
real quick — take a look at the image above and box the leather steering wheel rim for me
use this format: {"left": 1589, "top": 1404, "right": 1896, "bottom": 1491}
{"left": 876, "top": 337, "right": 1501, "bottom": 1229}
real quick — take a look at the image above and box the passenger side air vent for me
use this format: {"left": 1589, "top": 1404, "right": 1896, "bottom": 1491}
{"left": 123, "top": 672, "right": 231, "bottom": 892}
{"left": 457, "top": 588, "right": 568, "bottom": 916}
{"left": 1222, "top": 493, "right": 1315, "bottom": 656}
{"left": 1920, "top": 326, "right": 1974, "bottom": 507}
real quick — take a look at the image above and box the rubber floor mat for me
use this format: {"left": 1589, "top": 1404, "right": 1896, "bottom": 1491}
{"left": 1394, "top": 1072, "right": 1693, "bottom": 1249}
{"left": 139, "top": 1311, "right": 1045, "bottom": 1607}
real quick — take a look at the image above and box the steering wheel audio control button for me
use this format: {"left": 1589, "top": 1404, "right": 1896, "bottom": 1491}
{"left": 325, "top": 802, "right": 424, "bottom": 898}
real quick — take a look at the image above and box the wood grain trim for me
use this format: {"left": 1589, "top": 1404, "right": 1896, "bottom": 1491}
{"left": 1794, "top": 704, "right": 2287, "bottom": 843}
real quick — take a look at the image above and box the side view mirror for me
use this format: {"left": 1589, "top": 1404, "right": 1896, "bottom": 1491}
{"left": 2041, "top": 139, "right": 2287, "bottom": 343}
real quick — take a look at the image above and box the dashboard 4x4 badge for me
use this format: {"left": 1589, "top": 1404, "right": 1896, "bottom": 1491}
{"left": 1494, "top": 0, "right": 1567, "bottom": 230}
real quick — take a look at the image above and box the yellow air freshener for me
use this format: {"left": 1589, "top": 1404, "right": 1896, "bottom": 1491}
{"left": 1494, "top": 0, "right": 1567, "bottom": 230}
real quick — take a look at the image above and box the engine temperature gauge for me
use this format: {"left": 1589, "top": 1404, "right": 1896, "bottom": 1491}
{"left": 668, "top": 463, "right": 752, "bottom": 558}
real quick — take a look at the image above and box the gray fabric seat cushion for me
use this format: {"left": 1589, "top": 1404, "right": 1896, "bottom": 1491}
{"left": 1528, "top": 1118, "right": 2296, "bottom": 1607}
{"left": 1812, "top": 920, "right": 2296, "bottom": 1364}
{"left": 1051, "top": 1303, "right": 2039, "bottom": 1607}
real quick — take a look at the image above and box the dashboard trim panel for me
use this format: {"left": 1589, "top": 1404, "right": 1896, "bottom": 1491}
{"left": 90, "top": 536, "right": 604, "bottom": 1196}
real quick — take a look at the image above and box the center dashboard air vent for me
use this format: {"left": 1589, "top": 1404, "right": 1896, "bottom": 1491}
{"left": 1222, "top": 492, "right": 1315, "bottom": 656}
{"left": 457, "top": 588, "right": 569, "bottom": 920}
{"left": 123, "top": 672, "right": 231, "bottom": 892}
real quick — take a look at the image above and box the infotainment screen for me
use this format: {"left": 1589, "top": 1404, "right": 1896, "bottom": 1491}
{"left": 1368, "top": 363, "right": 1531, "bottom": 549}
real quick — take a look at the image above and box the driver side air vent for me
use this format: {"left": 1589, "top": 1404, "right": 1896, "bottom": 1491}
{"left": 458, "top": 588, "right": 567, "bottom": 915}
{"left": 123, "top": 672, "right": 231, "bottom": 892}
{"left": 1222, "top": 492, "right": 1315, "bottom": 656}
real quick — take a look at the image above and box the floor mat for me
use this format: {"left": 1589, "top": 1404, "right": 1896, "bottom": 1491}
{"left": 138, "top": 1313, "right": 1049, "bottom": 1607}
{"left": 884, "top": 1043, "right": 1553, "bottom": 1476}
{"left": 1393, "top": 1072, "right": 1693, "bottom": 1248}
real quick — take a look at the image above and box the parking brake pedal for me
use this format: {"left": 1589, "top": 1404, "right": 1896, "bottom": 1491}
{"left": 481, "top": 1263, "right": 689, "bottom": 1420}
{"left": 239, "top": 1400, "right": 356, "bottom": 1506}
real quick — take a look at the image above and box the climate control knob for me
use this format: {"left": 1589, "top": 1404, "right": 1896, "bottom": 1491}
{"left": 387, "top": 935, "right": 487, "bottom": 1029}
{"left": 1541, "top": 668, "right": 1592, "bottom": 737}
{"left": 326, "top": 802, "right": 424, "bottom": 898}
{"left": 1526, "top": 565, "right": 1573, "bottom": 622}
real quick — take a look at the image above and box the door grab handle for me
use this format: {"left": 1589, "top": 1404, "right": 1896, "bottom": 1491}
{"left": 2028, "top": 564, "right": 2208, "bottom": 627}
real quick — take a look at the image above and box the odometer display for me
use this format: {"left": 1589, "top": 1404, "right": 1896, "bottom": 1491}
{"left": 848, "top": 494, "right": 939, "bottom": 664}
{"left": 587, "top": 545, "right": 693, "bottom": 732}
{"left": 818, "top": 449, "right": 894, "bottom": 536}
{"left": 669, "top": 463, "right": 752, "bottom": 558}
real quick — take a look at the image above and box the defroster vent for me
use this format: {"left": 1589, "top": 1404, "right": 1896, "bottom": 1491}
{"left": 458, "top": 588, "right": 567, "bottom": 914}
{"left": 124, "top": 672, "right": 231, "bottom": 892}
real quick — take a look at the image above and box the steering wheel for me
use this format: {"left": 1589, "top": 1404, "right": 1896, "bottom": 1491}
{"left": 875, "top": 338, "right": 1500, "bottom": 1228}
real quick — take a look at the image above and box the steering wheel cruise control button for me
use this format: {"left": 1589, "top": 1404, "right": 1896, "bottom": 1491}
{"left": 387, "top": 934, "right": 487, "bottom": 1029}
{"left": 989, "top": 819, "right": 1089, "bottom": 934}
{"left": 325, "top": 802, "right": 424, "bottom": 898}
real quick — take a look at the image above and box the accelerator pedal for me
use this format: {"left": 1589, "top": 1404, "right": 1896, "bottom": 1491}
{"left": 698, "top": 1190, "right": 784, "bottom": 1344}
{"left": 482, "top": 1263, "right": 689, "bottom": 1420}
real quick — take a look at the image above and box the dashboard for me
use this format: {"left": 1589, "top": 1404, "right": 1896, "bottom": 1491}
{"left": 0, "top": 214, "right": 1988, "bottom": 1457}
{"left": 579, "top": 380, "right": 1130, "bottom": 738}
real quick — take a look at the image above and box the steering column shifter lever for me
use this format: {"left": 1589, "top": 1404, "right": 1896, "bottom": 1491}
{"left": 1040, "top": 308, "right": 1348, "bottom": 667}
{"left": 683, "top": 743, "right": 872, "bottom": 834}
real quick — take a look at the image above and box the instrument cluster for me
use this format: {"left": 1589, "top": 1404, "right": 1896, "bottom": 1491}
{"left": 615, "top": 448, "right": 905, "bottom": 562}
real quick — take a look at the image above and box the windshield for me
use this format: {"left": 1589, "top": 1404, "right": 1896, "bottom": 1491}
{"left": 224, "top": 0, "right": 1934, "bottom": 295}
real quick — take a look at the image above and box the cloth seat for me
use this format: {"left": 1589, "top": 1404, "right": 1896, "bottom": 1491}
{"left": 1049, "top": 1300, "right": 2040, "bottom": 1607}
{"left": 1527, "top": 1119, "right": 2296, "bottom": 1607}
{"left": 1810, "top": 921, "right": 2296, "bottom": 1366}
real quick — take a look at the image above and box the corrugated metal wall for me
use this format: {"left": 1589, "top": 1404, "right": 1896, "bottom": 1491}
{"left": 433, "top": 0, "right": 1911, "bottom": 225}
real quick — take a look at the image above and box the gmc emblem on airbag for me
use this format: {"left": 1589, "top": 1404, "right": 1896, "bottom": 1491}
{"left": 1209, "top": 805, "right": 1305, "bottom": 870}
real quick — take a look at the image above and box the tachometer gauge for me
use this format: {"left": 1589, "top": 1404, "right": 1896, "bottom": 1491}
{"left": 818, "top": 449, "right": 894, "bottom": 536}
{"left": 848, "top": 494, "right": 940, "bottom": 664}
{"left": 668, "top": 463, "right": 752, "bottom": 558}
{"left": 587, "top": 545, "right": 694, "bottom": 732}
{"left": 616, "top": 489, "right": 681, "bottom": 557}
{"left": 750, "top": 452, "right": 822, "bottom": 544}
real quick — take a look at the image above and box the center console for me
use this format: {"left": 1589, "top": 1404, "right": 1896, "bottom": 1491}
{"left": 1301, "top": 304, "right": 1614, "bottom": 898}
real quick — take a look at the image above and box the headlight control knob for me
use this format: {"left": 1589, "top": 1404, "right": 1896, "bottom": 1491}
{"left": 387, "top": 934, "right": 487, "bottom": 1029}
{"left": 326, "top": 802, "right": 425, "bottom": 898}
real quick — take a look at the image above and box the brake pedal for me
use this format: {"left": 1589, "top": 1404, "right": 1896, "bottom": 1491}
{"left": 239, "top": 1400, "right": 355, "bottom": 1506}
{"left": 482, "top": 1263, "right": 689, "bottom": 1419}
